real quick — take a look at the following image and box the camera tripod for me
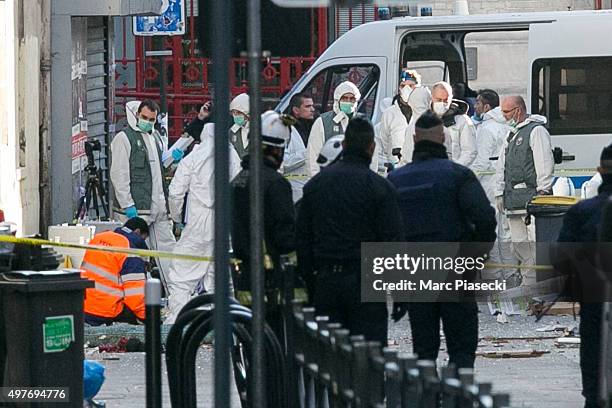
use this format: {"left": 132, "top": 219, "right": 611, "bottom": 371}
{"left": 75, "top": 157, "right": 109, "bottom": 222}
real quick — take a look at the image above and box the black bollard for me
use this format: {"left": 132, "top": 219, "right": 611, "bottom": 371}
{"left": 145, "top": 278, "right": 162, "bottom": 408}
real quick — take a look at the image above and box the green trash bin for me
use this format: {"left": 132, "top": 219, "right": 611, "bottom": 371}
{"left": 0, "top": 269, "right": 93, "bottom": 407}
{"left": 527, "top": 195, "right": 579, "bottom": 279}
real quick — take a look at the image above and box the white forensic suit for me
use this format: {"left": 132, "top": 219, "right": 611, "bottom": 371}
{"left": 164, "top": 123, "right": 241, "bottom": 324}
{"left": 581, "top": 173, "right": 602, "bottom": 199}
{"left": 282, "top": 126, "right": 308, "bottom": 202}
{"left": 110, "top": 101, "right": 177, "bottom": 287}
{"left": 495, "top": 115, "right": 554, "bottom": 286}
{"left": 229, "top": 93, "right": 250, "bottom": 159}
{"left": 379, "top": 98, "right": 411, "bottom": 168}
{"left": 469, "top": 106, "right": 518, "bottom": 280}
{"left": 307, "top": 81, "right": 361, "bottom": 177}
{"left": 444, "top": 109, "right": 477, "bottom": 167}
{"left": 399, "top": 86, "right": 432, "bottom": 166}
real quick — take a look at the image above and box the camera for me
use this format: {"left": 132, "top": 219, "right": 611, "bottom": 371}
{"left": 84, "top": 140, "right": 102, "bottom": 166}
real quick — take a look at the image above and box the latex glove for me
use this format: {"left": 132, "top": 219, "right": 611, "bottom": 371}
{"left": 495, "top": 196, "right": 504, "bottom": 214}
{"left": 172, "top": 148, "right": 185, "bottom": 163}
{"left": 125, "top": 206, "right": 138, "bottom": 219}
{"left": 391, "top": 302, "right": 408, "bottom": 322}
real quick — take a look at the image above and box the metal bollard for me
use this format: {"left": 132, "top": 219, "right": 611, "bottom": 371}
{"left": 417, "top": 360, "right": 440, "bottom": 408}
{"left": 458, "top": 368, "right": 478, "bottom": 408}
{"left": 367, "top": 342, "right": 386, "bottom": 408}
{"left": 476, "top": 383, "right": 493, "bottom": 408}
{"left": 492, "top": 393, "right": 510, "bottom": 408}
{"left": 145, "top": 278, "right": 162, "bottom": 408}
{"left": 398, "top": 353, "right": 419, "bottom": 408}
{"left": 383, "top": 348, "right": 401, "bottom": 408}
{"left": 441, "top": 365, "right": 461, "bottom": 408}
{"left": 350, "top": 340, "right": 370, "bottom": 407}
{"left": 331, "top": 329, "right": 352, "bottom": 407}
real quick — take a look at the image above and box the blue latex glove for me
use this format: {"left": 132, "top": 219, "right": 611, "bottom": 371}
{"left": 125, "top": 206, "right": 138, "bottom": 219}
{"left": 172, "top": 148, "right": 185, "bottom": 163}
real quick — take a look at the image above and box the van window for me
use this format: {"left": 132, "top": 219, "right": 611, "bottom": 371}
{"left": 532, "top": 57, "right": 612, "bottom": 135}
{"left": 297, "top": 64, "right": 380, "bottom": 119}
{"left": 403, "top": 61, "right": 447, "bottom": 88}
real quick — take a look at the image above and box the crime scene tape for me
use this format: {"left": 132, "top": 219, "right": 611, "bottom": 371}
{"left": 0, "top": 235, "right": 240, "bottom": 265}
{"left": 483, "top": 262, "right": 553, "bottom": 271}
{"left": 0, "top": 235, "right": 554, "bottom": 271}
{"left": 474, "top": 168, "right": 597, "bottom": 177}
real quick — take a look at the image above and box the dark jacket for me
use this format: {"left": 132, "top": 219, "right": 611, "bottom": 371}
{"left": 231, "top": 155, "right": 296, "bottom": 274}
{"left": 558, "top": 178, "right": 612, "bottom": 243}
{"left": 292, "top": 116, "right": 314, "bottom": 147}
{"left": 296, "top": 152, "right": 403, "bottom": 274}
{"left": 556, "top": 176, "right": 612, "bottom": 301}
{"left": 184, "top": 115, "right": 213, "bottom": 142}
{"left": 387, "top": 140, "right": 496, "bottom": 243}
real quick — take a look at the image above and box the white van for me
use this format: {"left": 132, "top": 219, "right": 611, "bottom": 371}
{"left": 276, "top": 10, "right": 612, "bottom": 186}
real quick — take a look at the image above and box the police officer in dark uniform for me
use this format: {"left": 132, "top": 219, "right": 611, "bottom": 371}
{"left": 231, "top": 112, "right": 296, "bottom": 334}
{"left": 387, "top": 111, "right": 496, "bottom": 369}
{"left": 296, "top": 116, "right": 403, "bottom": 345}
{"left": 557, "top": 144, "right": 612, "bottom": 408}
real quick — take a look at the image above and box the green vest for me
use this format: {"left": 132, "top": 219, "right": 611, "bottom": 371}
{"left": 230, "top": 128, "right": 248, "bottom": 159}
{"left": 503, "top": 122, "right": 541, "bottom": 210}
{"left": 320, "top": 111, "right": 344, "bottom": 141}
{"left": 118, "top": 126, "right": 167, "bottom": 213}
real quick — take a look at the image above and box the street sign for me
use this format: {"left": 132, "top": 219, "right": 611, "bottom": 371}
{"left": 270, "top": 0, "right": 412, "bottom": 6}
{"left": 43, "top": 315, "right": 75, "bottom": 353}
{"left": 133, "top": 0, "right": 186, "bottom": 36}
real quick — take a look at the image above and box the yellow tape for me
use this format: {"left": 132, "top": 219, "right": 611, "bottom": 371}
{"left": 0, "top": 235, "right": 240, "bottom": 265}
{"left": 284, "top": 175, "right": 309, "bottom": 180}
{"left": 474, "top": 169, "right": 597, "bottom": 178}
{"left": 484, "top": 262, "right": 553, "bottom": 271}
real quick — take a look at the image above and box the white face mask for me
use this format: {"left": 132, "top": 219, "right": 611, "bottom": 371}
{"left": 400, "top": 86, "right": 413, "bottom": 103}
{"left": 433, "top": 101, "right": 448, "bottom": 116}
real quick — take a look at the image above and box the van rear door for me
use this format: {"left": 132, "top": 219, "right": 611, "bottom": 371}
{"left": 528, "top": 17, "right": 612, "bottom": 183}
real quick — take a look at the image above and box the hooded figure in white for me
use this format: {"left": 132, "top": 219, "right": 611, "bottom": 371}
{"left": 469, "top": 104, "right": 518, "bottom": 280}
{"left": 379, "top": 70, "right": 422, "bottom": 169}
{"left": 229, "top": 93, "right": 250, "bottom": 159}
{"left": 164, "top": 123, "right": 241, "bottom": 324}
{"left": 306, "top": 81, "right": 361, "bottom": 176}
{"left": 399, "top": 86, "right": 433, "bottom": 167}
{"left": 431, "top": 81, "right": 477, "bottom": 167}
{"left": 110, "top": 100, "right": 177, "bottom": 288}
{"left": 373, "top": 97, "right": 393, "bottom": 174}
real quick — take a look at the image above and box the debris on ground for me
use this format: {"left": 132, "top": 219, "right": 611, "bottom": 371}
{"left": 536, "top": 324, "right": 567, "bottom": 332}
{"left": 529, "top": 301, "right": 580, "bottom": 316}
{"left": 97, "top": 337, "right": 144, "bottom": 353}
{"left": 555, "top": 337, "right": 581, "bottom": 348}
{"left": 496, "top": 312, "right": 509, "bottom": 324}
{"left": 476, "top": 349, "right": 550, "bottom": 358}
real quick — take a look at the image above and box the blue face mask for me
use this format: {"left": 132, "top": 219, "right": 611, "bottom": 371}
{"left": 137, "top": 118, "right": 154, "bottom": 133}
{"left": 339, "top": 101, "right": 355, "bottom": 116}
{"left": 471, "top": 113, "right": 482, "bottom": 123}
{"left": 233, "top": 115, "right": 247, "bottom": 127}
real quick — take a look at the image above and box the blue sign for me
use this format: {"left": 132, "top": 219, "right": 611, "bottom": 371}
{"left": 133, "top": 0, "right": 185, "bottom": 36}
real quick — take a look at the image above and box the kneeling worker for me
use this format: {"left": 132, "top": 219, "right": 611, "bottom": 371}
{"left": 80, "top": 217, "right": 149, "bottom": 326}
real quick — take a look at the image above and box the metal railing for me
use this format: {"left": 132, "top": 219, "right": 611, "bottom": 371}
{"left": 288, "top": 301, "right": 511, "bottom": 408}
{"left": 161, "top": 260, "right": 512, "bottom": 407}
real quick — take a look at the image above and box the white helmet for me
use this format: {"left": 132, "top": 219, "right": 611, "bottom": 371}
{"left": 261, "top": 111, "right": 292, "bottom": 148}
{"left": 230, "top": 93, "right": 250, "bottom": 115}
{"left": 317, "top": 135, "right": 344, "bottom": 168}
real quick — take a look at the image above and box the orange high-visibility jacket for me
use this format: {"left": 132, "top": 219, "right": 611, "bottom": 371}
{"left": 80, "top": 227, "right": 147, "bottom": 320}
